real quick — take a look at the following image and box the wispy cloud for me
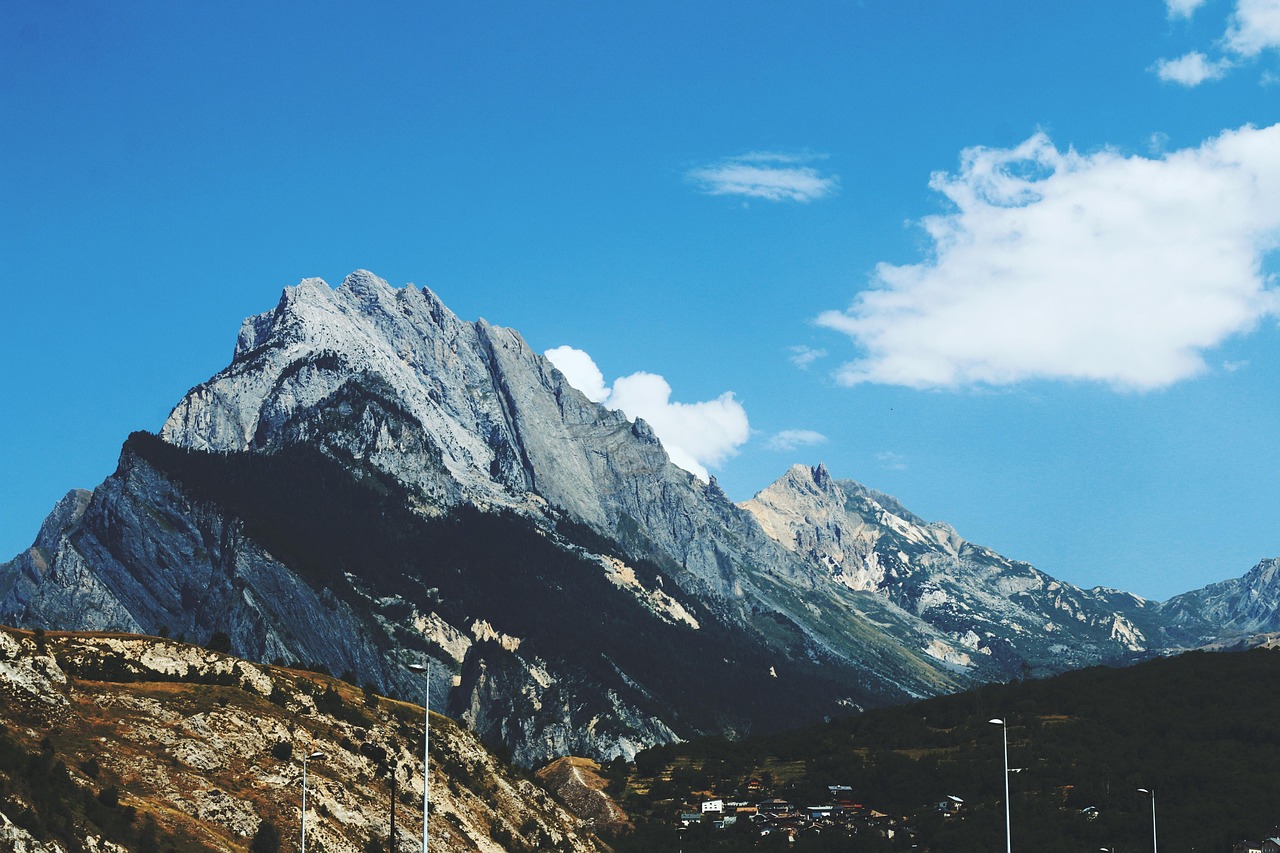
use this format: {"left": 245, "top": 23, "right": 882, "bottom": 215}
{"left": 545, "top": 346, "right": 749, "bottom": 482}
{"left": 766, "top": 429, "right": 828, "bottom": 452}
{"left": 817, "top": 124, "right": 1280, "bottom": 391}
{"left": 788, "top": 345, "right": 827, "bottom": 369}
{"left": 876, "top": 451, "right": 908, "bottom": 471}
{"left": 1153, "top": 50, "right": 1234, "bottom": 85}
{"left": 686, "top": 152, "right": 838, "bottom": 203}
{"left": 1166, "top": 0, "right": 1209, "bottom": 18}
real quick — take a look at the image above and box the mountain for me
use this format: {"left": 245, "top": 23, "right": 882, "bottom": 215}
{"left": 2, "top": 271, "right": 1276, "bottom": 765}
{"left": 740, "top": 463, "right": 1173, "bottom": 673}
{"left": 0, "top": 625, "right": 605, "bottom": 853}
{"left": 1159, "top": 556, "right": 1280, "bottom": 639}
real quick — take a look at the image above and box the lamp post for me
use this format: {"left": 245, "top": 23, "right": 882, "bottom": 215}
{"left": 1137, "top": 788, "right": 1157, "bottom": 853}
{"left": 408, "top": 662, "right": 430, "bottom": 853}
{"left": 989, "top": 718, "right": 1011, "bottom": 853}
{"left": 301, "top": 750, "right": 326, "bottom": 853}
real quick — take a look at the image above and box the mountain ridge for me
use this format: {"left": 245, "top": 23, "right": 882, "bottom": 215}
{"left": 4, "top": 270, "right": 1277, "bottom": 764}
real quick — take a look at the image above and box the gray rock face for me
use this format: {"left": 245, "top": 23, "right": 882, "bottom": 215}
{"left": 1160, "top": 558, "right": 1280, "bottom": 639}
{"left": 5, "top": 270, "right": 1279, "bottom": 762}
{"left": 160, "top": 272, "right": 794, "bottom": 600}
{"left": 741, "top": 464, "right": 1161, "bottom": 674}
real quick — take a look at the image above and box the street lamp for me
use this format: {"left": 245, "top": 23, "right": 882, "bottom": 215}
{"left": 408, "top": 661, "right": 431, "bottom": 853}
{"left": 1137, "top": 788, "right": 1158, "bottom": 853}
{"left": 301, "top": 750, "right": 326, "bottom": 853}
{"left": 989, "top": 718, "right": 1012, "bottom": 853}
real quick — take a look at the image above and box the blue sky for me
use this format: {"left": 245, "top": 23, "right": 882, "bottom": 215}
{"left": 3, "top": 1, "right": 1278, "bottom": 600}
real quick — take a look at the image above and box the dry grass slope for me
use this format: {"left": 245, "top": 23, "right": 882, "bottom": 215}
{"left": 0, "top": 626, "right": 608, "bottom": 853}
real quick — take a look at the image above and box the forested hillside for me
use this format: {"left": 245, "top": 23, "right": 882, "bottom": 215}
{"left": 609, "top": 647, "right": 1280, "bottom": 852}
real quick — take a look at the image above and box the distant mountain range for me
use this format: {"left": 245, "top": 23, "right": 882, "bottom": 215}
{"left": 3, "top": 271, "right": 1277, "bottom": 765}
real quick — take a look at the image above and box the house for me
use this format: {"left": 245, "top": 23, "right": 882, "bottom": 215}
{"left": 1261, "top": 839, "right": 1280, "bottom": 853}
{"left": 678, "top": 813, "right": 702, "bottom": 827}
{"left": 1234, "top": 842, "right": 1263, "bottom": 853}
{"left": 702, "top": 799, "right": 725, "bottom": 814}
{"left": 758, "top": 798, "right": 794, "bottom": 816}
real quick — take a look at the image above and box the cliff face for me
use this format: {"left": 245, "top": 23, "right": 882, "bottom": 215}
{"left": 158, "top": 271, "right": 791, "bottom": 601}
{"left": 0, "top": 626, "right": 606, "bottom": 853}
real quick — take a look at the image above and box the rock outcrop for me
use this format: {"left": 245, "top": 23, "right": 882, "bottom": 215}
{"left": 0, "top": 626, "right": 606, "bottom": 853}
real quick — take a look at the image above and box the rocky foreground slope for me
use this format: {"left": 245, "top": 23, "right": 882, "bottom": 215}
{"left": 0, "top": 626, "right": 605, "bottom": 853}
{"left": 3, "top": 271, "right": 1277, "bottom": 765}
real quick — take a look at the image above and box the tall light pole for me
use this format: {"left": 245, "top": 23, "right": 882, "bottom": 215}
{"left": 301, "top": 750, "right": 326, "bottom": 853}
{"left": 989, "top": 718, "right": 1012, "bottom": 853}
{"left": 408, "top": 662, "right": 430, "bottom": 853}
{"left": 1138, "top": 788, "right": 1158, "bottom": 853}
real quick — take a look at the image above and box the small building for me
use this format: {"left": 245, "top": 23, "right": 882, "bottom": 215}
{"left": 758, "top": 798, "right": 794, "bottom": 816}
{"left": 678, "top": 813, "right": 702, "bottom": 827}
{"left": 702, "top": 799, "right": 725, "bottom": 814}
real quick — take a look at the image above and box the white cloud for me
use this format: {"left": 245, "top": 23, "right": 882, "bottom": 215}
{"left": 766, "top": 430, "right": 828, "bottom": 452}
{"left": 1226, "top": 0, "right": 1280, "bottom": 55}
{"left": 543, "top": 345, "right": 609, "bottom": 402}
{"left": 788, "top": 345, "right": 827, "bottom": 368}
{"left": 876, "top": 451, "right": 908, "bottom": 471}
{"left": 1153, "top": 50, "right": 1234, "bottom": 85}
{"left": 817, "top": 124, "right": 1280, "bottom": 391}
{"left": 1166, "top": 0, "right": 1209, "bottom": 18}
{"left": 1155, "top": 0, "right": 1280, "bottom": 83}
{"left": 544, "top": 346, "right": 750, "bottom": 481}
{"left": 686, "top": 152, "right": 838, "bottom": 203}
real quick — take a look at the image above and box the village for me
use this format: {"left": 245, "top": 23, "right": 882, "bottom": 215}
{"left": 658, "top": 773, "right": 1280, "bottom": 851}
{"left": 670, "top": 778, "right": 939, "bottom": 845}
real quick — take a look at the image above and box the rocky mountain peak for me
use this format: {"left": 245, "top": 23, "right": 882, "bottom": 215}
{"left": 811, "top": 461, "right": 833, "bottom": 490}
{"left": 35, "top": 489, "right": 91, "bottom": 549}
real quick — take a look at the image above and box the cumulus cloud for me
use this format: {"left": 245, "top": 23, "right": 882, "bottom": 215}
{"left": 1226, "top": 0, "right": 1280, "bottom": 55}
{"left": 817, "top": 124, "right": 1280, "bottom": 391}
{"left": 544, "top": 346, "right": 750, "bottom": 481}
{"left": 543, "top": 345, "right": 609, "bottom": 402}
{"left": 788, "top": 345, "right": 827, "bottom": 369}
{"left": 686, "top": 152, "right": 838, "bottom": 203}
{"left": 1155, "top": 0, "right": 1280, "bottom": 84}
{"left": 1153, "top": 50, "right": 1234, "bottom": 85}
{"left": 766, "top": 430, "right": 828, "bottom": 452}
